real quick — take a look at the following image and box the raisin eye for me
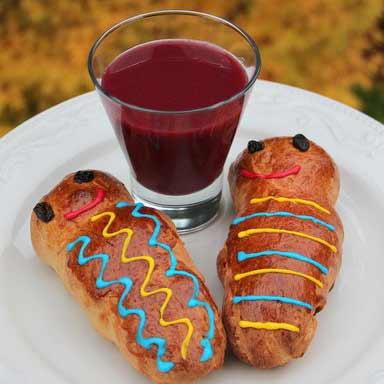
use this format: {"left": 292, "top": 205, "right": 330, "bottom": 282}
{"left": 248, "top": 140, "right": 264, "bottom": 154}
{"left": 33, "top": 202, "right": 55, "bottom": 223}
{"left": 74, "top": 170, "right": 95, "bottom": 183}
{"left": 292, "top": 134, "right": 310, "bottom": 152}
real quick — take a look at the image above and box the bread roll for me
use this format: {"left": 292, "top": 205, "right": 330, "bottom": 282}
{"left": 218, "top": 135, "right": 343, "bottom": 368}
{"left": 31, "top": 170, "right": 226, "bottom": 383}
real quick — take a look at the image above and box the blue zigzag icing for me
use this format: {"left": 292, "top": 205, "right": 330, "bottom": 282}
{"left": 67, "top": 235, "right": 174, "bottom": 373}
{"left": 116, "top": 201, "right": 215, "bottom": 362}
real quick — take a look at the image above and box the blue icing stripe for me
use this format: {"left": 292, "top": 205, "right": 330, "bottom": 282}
{"left": 67, "top": 235, "right": 174, "bottom": 373}
{"left": 232, "top": 211, "right": 335, "bottom": 231}
{"left": 232, "top": 295, "right": 313, "bottom": 310}
{"left": 116, "top": 201, "right": 215, "bottom": 362}
{"left": 237, "top": 250, "right": 329, "bottom": 274}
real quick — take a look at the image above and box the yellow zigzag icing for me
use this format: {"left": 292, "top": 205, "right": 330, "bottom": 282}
{"left": 91, "top": 211, "right": 194, "bottom": 360}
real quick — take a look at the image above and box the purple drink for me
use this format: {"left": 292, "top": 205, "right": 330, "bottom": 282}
{"left": 101, "top": 39, "right": 248, "bottom": 195}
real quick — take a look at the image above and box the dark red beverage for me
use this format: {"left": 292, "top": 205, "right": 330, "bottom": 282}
{"left": 101, "top": 39, "right": 248, "bottom": 195}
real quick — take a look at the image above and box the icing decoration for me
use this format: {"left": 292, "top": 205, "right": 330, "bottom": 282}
{"left": 248, "top": 140, "right": 264, "bottom": 153}
{"left": 232, "top": 211, "right": 335, "bottom": 231}
{"left": 250, "top": 196, "right": 330, "bottom": 215}
{"left": 239, "top": 321, "right": 300, "bottom": 333}
{"left": 33, "top": 202, "right": 55, "bottom": 223}
{"left": 232, "top": 189, "right": 335, "bottom": 336}
{"left": 292, "top": 134, "right": 310, "bottom": 152}
{"left": 234, "top": 268, "right": 323, "bottom": 288}
{"left": 74, "top": 170, "right": 95, "bottom": 183}
{"left": 238, "top": 228, "right": 337, "bottom": 253}
{"left": 240, "top": 165, "right": 301, "bottom": 179}
{"left": 116, "top": 202, "right": 215, "bottom": 363}
{"left": 90, "top": 211, "right": 193, "bottom": 360}
{"left": 67, "top": 236, "right": 174, "bottom": 373}
{"left": 232, "top": 295, "right": 313, "bottom": 310}
{"left": 237, "top": 250, "right": 329, "bottom": 274}
{"left": 64, "top": 188, "right": 106, "bottom": 220}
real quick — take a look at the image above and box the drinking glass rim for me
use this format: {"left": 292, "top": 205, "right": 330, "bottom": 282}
{"left": 88, "top": 9, "right": 261, "bottom": 115}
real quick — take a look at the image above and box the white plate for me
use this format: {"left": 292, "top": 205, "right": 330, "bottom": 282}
{"left": 1, "top": 80, "right": 384, "bottom": 384}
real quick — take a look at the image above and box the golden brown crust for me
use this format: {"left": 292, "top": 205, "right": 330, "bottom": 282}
{"left": 31, "top": 170, "right": 225, "bottom": 383}
{"left": 229, "top": 137, "right": 340, "bottom": 214}
{"left": 218, "top": 136, "right": 343, "bottom": 368}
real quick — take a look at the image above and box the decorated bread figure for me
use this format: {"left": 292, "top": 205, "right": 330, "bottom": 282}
{"left": 217, "top": 135, "right": 343, "bottom": 368}
{"left": 31, "top": 170, "right": 226, "bottom": 384}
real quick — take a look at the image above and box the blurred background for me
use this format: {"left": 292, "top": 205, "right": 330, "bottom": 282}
{"left": 1, "top": 0, "right": 383, "bottom": 137}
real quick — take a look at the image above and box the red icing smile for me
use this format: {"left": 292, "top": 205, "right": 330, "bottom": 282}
{"left": 64, "top": 188, "right": 106, "bottom": 220}
{"left": 240, "top": 165, "right": 301, "bottom": 179}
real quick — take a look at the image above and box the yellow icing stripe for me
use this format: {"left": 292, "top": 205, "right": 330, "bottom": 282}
{"left": 250, "top": 196, "right": 330, "bottom": 215}
{"left": 234, "top": 268, "right": 323, "bottom": 288}
{"left": 91, "top": 212, "right": 193, "bottom": 360}
{"left": 238, "top": 228, "right": 337, "bottom": 253}
{"left": 239, "top": 321, "right": 300, "bottom": 333}
{"left": 123, "top": 255, "right": 194, "bottom": 360}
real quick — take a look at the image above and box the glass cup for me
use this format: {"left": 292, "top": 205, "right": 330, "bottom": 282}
{"left": 88, "top": 10, "right": 261, "bottom": 233}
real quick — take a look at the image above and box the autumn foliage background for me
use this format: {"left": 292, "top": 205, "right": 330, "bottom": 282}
{"left": 1, "top": 0, "right": 384, "bottom": 137}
